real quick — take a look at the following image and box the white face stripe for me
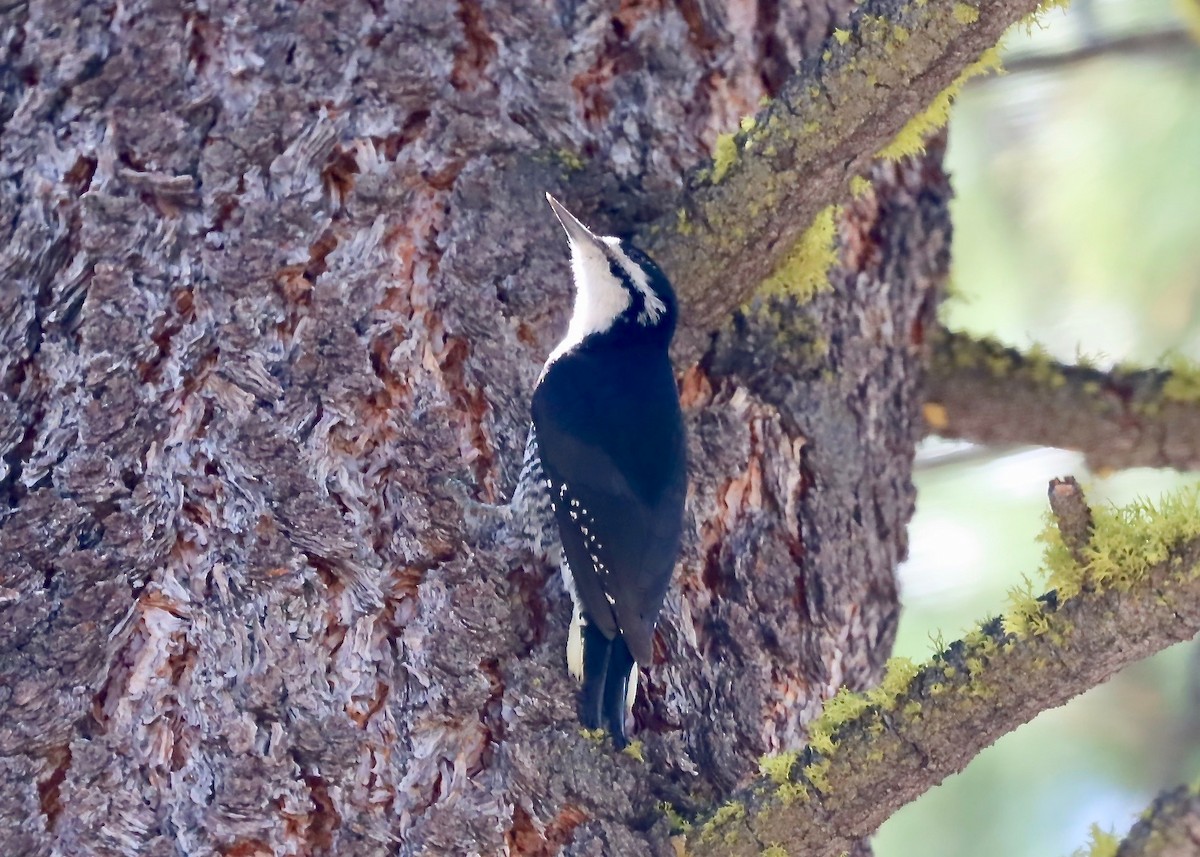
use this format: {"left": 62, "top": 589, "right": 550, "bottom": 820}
{"left": 601, "top": 237, "right": 666, "bottom": 326}
{"left": 567, "top": 606, "right": 584, "bottom": 681}
{"left": 625, "top": 663, "right": 639, "bottom": 714}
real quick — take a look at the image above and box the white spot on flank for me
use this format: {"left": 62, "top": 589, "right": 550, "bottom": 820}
{"left": 567, "top": 606, "right": 583, "bottom": 680}
{"left": 625, "top": 664, "right": 639, "bottom": 714}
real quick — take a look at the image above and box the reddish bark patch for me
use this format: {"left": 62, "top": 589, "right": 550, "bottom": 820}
{"left": 508, "top": 802, "right": 589, "bottom": 857}
{"left": 842, "top": 177, "right": 885, "bottom": 273}
{"left": 437, "top": 335, "right": 496, "bottom": 492}
{"left": 303, "top": 772, "right": 342, "bottom": 850}
{"left": 370, "top": 109, "right": 430, "bottom": 160}
{"left": 36, "top": 745, "right": 72, "bottom": 833}
{"left": 672, "top": 0, "right": 721, "bottom": 52}
{"left": 304, "top": 227, "right": 339, "bottom": 282}
{"left": 64, "top": 155, "right": 97, "bottom": 196}
{"left": 572, "top": 58, "right": 616, "bottom": 125}
{"left": 678, "top": 364, "right": 713, "bottom": 409}
{"left": 451, "top": 0, "right": 497, "bottom": 90}
{"left": 321, "top": 146, "right": 360, "bottom": 207}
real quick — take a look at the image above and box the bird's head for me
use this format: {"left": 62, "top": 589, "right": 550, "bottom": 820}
{"left": 545, "top": 193, "right": 678, "bottom": 359}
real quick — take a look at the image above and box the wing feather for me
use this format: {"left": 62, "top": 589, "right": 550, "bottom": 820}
{"left": 531, "top": 345, "right": 686, "bottom": 665}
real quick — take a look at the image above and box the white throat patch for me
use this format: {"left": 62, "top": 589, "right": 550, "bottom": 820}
{"left": 543, "top": 235, "right": 666, "bottom": 372}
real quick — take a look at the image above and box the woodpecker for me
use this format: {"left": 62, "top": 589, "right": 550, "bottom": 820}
{"left": 530, "top": 194, "right": 687, "bottom": 747}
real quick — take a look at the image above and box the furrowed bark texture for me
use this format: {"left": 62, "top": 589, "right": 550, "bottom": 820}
{"left": 0, "top": 2, "right": 945, "bottom": 854}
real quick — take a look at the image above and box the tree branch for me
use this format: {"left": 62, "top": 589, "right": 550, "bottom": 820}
{"left": 1048, "top": 476, "right": 1094, "bottom": 565}
{"left": 923, "top": 327, "right": 1200, "bottom": 471}
{"left": 633, "top": 0, "right": 1046, "bottom": 360}
{"left": 684, "top": 485, "right": 1200, "bottom": 857}
{"left": 1113, "top": 784, "right": 1200, "bottom": 856}
{"left": 999, "top": 28, "right": 1197, "bottom": 76}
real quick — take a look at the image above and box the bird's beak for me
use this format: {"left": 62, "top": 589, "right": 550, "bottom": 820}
{"left": 546, "top": 193, "right": 603, "bottom": 249}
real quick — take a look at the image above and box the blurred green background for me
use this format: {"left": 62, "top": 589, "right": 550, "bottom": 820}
{"left": 873, "top": 1, "right": 1200, "bottom": 855}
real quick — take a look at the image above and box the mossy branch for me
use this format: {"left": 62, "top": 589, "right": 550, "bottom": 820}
{"left": 924, "top": 327, "right": 1200, "bottom": 472}
{"left": 684, "top": 487, "right": 1200, "bottom": 857}
{"left": 638, "top": 0, "right": 1055, "bottom": 360}
{"left": 1106, "top": 783, "right": 1200, "bottom": 856}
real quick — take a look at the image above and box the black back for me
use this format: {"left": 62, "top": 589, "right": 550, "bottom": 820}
{"left": 532, "top": 337, "right": 686, "bottom": 665}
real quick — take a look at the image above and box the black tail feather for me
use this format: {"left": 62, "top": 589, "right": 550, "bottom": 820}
{"left": 602, "top": 635, "right": 636, "bottom": 748}
{"left": 579, "top": 621, "right": 611, "bottom": 730}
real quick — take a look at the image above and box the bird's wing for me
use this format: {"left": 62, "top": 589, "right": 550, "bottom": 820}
{"left": 531, "top": 361, "right": 685, "bottom": 664}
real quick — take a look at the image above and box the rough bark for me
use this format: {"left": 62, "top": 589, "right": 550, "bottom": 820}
{"left": 0, "top": 1, "right": 952, "bottom": 855}
{"left": 1115, "top": 785, "right": 1200, "bottom": 857}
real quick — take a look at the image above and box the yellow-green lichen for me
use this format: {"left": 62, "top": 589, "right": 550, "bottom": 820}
{"left": 778, "top": 781, "right": 810, "bottom": 806}
{"left": 1161, "top": 354, "right": 1200, "bottom": 403}
{"left": 833, "top": 28, "right": 851, "bottom": 45}
{"left": 762, "top": 845, "right": 789, "bottom": 857}
{"left": 712, "top": 132, "right": 739, "bottom": 183}
{"left": 876, "top": 46, "right": 1002, "bottom": 160}
{"left": 1003, "top": 576, "right": 1053, "bottom": 639}
{"left": 850, "top": 175, "right": 872, "bottom": 198}
{"left": 802, "top": 757, "right": 832, "bottom": 793}
{"left": 1008, "top": 488, "right": 1200, "bottom": 638}
{"left": 811, "top": 686, "right": 871, "bottom": 740}
{"left": 623, "top": 740, "right": 645, "bottom": 762}
{"left": 808, "top": 727, "right": 838, "bottom": 756}
{"left": 759, "top": 751, "right": 798, "bottom": 784}
{"left": 1025, "top": 344, "right": 1068, "bottom": 388}
{"left": 864, "top": 656, "right": 920, "bottom": 710}
{"left": 658, "top": 801, "right": 692, "bottom": 833}
{"left": 1072, "top": 825, "right": 1119, "bottom": 857}
{"left": 555, "top": 148, "right": 585, "bottom": 171}
{"left": 758, "top": 205, "right": 840, "bottom": 301}
{"left": 1083, "top": 490, "right": 1200, "bottom": 585}
{"left": 699, "top": 802, "right": 746, "bottom": 843}
{"left": 953, "top": 3, "right": 980, "bottom": 25}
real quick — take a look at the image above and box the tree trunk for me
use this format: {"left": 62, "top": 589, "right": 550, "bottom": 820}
{"left": 0, "top": 2, "right": 947, "bottom": 854}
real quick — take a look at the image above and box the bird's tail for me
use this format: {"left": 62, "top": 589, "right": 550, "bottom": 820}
{"left": 577, "top": 618, "right": 637, "bottom": 747}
